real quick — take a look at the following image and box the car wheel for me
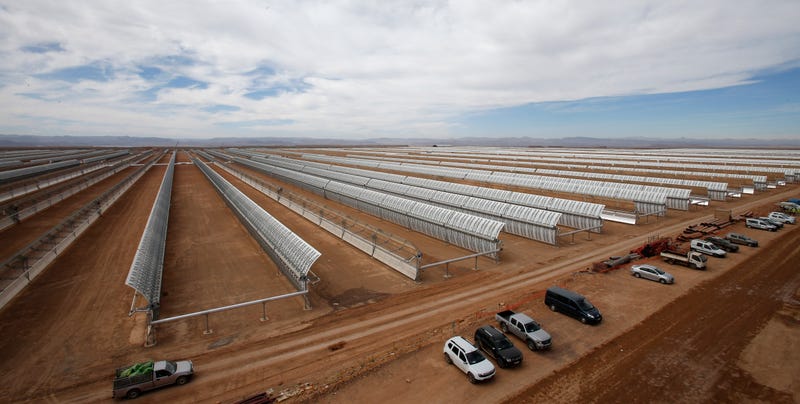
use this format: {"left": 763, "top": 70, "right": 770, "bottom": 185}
{"left": 444, "top": 352, "right": 452, "bottom": 364}
{"left": 468, "top": 373, "right": 477, "bottom": 384}
{"left": 127, "top": 389, "right": 141, "bottom": 399}
{"left": 500, "top": 323, "right": 508, "bottom": 333}
{"left": 176, "top": 376, "right": 188, "bottom": 386}
{"left": 580, "top": 317, "right": 587, "bottom": 324}
{"left": 497, "top": 359, "right": 507, "bottom": 369}
{"left": 633, "top": 272, "right": 640, "bottom": 278}
{"left": 659, "top": 278, "right": 666, "bottom": 284}
{"left": 527, "top": 339, "right": 536, "bottom": 351}
{"left": 549, "top": 304, "right": 557, "bottom": 312}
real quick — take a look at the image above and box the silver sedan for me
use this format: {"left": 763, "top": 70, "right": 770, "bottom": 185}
{"left": 631, "top": 264, "right": 674, "bottom": 284}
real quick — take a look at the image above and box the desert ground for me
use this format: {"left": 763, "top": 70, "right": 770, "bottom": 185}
{"left": 0, "top": 148, "right": 798, "bottom": 403}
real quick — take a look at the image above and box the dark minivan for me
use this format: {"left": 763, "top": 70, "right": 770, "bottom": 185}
{"left": 474, "top": 325, "right": 523, "bottom": 368}
{"left": 544, "top": 286, "right": 602, "bottom": 325}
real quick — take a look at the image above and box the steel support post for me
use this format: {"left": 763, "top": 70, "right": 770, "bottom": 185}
{"left": 260, "top": 302, "right": 269, "bottom": 322}
{"left": 203, "top": 314, "right": 213, "bottom": 335}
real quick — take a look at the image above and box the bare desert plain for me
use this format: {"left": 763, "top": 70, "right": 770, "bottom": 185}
{"left": 0, "top": 147, "right": 798, "bottom": 404}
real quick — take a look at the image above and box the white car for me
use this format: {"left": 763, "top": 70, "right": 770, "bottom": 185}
{"left": 768, "top": 211, "right": 796, "bottom": 224}
{"left": 690, "top": 239, "right": 727, "bottom": 258}
{"left": 443, "top": 336, "right": 496, "bottom": 383}
{"left": 631, "top": 264, "right": 675, "bottom": 284}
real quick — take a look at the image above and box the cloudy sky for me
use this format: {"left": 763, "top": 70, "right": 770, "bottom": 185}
{"left": 1, "top": 1, "right": 799, "bottom": 139}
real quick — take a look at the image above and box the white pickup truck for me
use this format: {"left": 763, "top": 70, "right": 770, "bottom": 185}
{"left": 495, "top": 310, "right": 552, "bottom": 351}
{"left": 660, "top": 249, "right": 707, "bottom": 269}
{"left": 112, "top": 359, "right": 194, "bottom": 399}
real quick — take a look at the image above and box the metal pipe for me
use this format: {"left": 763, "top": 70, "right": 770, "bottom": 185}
{"left": 419, "top": 249, "right": 501, "bottom": 270}
{"left": 150, "top": 290, "right": 308, "bottom": 325}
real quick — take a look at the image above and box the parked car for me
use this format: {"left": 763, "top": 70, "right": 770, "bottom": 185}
{"left": 474, "top": 325, "right": 523, "bottom": 368}
{"left": 759, "top": 216, "right": 784, "bottom": 229}
{"left": 630, "top": 264, "right": 674, "bottom": 284}
{"left": 768, "top": 211, "right": 796, "bottom": 224}
{"left": 704, "top": 236, "right": 739, "bottom": 253}
{"left": 544, "top": 286, "right": 602, "bottom": 324}
{"left": 779, "top": 201, "right": 800, "bottom": 213}
{"left": 725, "top": 233, "right": 758, "bottom": 247}
{"left": 495, "top": 310, "right": 552, "bottom": 351}
{"left": 443, "top": 336, "right": 496, "bottom": 383}
{"left": 745, "top": 218, "right": 777, "bottom": 231}
{"left": 690, "top": 239, "right": 727, "bottom": 258}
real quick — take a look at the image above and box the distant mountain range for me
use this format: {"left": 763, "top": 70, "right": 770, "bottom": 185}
{"left": 1, "top": 134, "right": 798, "bottom": 148}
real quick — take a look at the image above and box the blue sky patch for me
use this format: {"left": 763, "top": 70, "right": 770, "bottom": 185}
{"left": 166, "top": 75, "right": 207, "bottom": 89}
{"left": 21, "top": 42, "right": 64, "bottom": 53}
{"left": 244, "top": 79, "right": 310, "bottom": 100}
{"left": 203, "top": 104, "right": 240, "bottom": 113}
{"left": 35, "top": 62, "right": 113, "bottom": 83}
{"left": 151, "top": 54, "right": 197, "bottom": 67}
{"left": 457, "top": 67, "right": 800, "bottom": 138}
{"left": 246, "top": 65, "right": 276, "bottom": 77}
{"left": 137, "top": 66, "right": 164, "bottom": 80}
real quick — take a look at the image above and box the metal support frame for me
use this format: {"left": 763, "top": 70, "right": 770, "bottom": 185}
{"left": 557, "top": 225, "right": 604, "bottom": 244}
{"left": 147, "top": 290, "right": 308, "bottom": 344}
{"left": 638, "top": 209, "right": 666, "bottom": 224}
{"left": 418, "top": 249, "right": 501, "bottom": 279}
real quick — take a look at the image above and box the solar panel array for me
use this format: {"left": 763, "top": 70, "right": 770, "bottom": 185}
{"left": 340, "top": 151, "right": 767, "bottom": 192}
{"left": 125, "top": 151, "right": 176, "bottom": 307}
{"left": 82, "top": 150, "right": 130, "bottom": 164}
{"left": 213, "top": 151, "right": 505, "bottom": 255}
{"left": 294, "top": 153, "right": 675, "bottom": 214}
{"left": 0, "top": 159, "right": 80, "bottom": 184}
{"left": 193, "top": 156, "right": 321, "bottom": 290}
{"left": 251, "top": 153, "right": 604, "bottom": 232}
{"left": 244, "top": 154, "right": 562, "bottom": 243}
{"left": 342, "top": 149, "right": 776, "bottom": 190}
{"left": 421, "top": 149, "right": 800, "bottom": 178}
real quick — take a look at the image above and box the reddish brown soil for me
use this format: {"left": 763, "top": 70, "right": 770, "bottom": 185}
{"left": 0, "top": 149, "right": 797, "bottom": 404}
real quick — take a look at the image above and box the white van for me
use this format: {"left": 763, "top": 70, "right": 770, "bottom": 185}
{"left": 690, "top": 239, "right": 727, "bottom": 258}
{"left": 745, "top": 218, "right": 777, "bottom": 231}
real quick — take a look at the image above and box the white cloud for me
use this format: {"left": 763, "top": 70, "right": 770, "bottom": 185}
{"left": 0, "top": 0, "right": 799, "bottom": 138}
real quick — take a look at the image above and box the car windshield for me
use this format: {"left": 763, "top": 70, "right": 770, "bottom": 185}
{"left": 653, "top": 267, "right": 665, "bottom": 275}
{"left": 524, "top": 321, "right": 541, "bottom": 332}
{"left": 578, "top": 299, "right": 594, "bottom": 310}
{"left": 495, "top": 338, "right": 514, "bottom": 349}
{"left": 465, "top": 350, "right": 486, "bottom": 365}
{"left": 164, "top": 361, "right": 176, "bottom": 373}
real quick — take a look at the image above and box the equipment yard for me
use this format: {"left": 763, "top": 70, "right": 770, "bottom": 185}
{"left": 0, "top": 147, "right": 798, "bottom": 403}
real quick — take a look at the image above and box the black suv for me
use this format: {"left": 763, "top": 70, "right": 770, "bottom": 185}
{"left": 474, "top": 325, "right": 523, "bottom": 368}
{"left": 704, "top": 236, "right": 739, "bottom": 253}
